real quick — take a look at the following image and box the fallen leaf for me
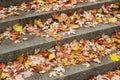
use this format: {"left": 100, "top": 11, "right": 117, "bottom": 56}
{"left": 110, "top": 53, "right": 120, "bottom": 61}
{"left": 0, "top": 62, "right": 5, "bottom": 69}
{"left": 13, "top": 23, "right": 23, "bottom": 32}
{"left": 82, "top": 62, "right": 90, "bottom": 67}
{"left": 52, "top": 13, "right": 58, "bottom": 19}
{"left": 24, "top": 60, "right": 32, "bottom": 69}
{"left": 16, "top": 55, "right": 25, "bottom": 63}
{"left": 15, "top": 74, "right": 25, "bottom": 80}
{"left": 21, "top": 70, "right": 33, "bottom": 78}
{"left": 49, "top": 54, "right": 55, "bottom": 60}
{"left": 1, "top": 72, "right": 10, "bottom": 79}
{"left": 63, "top": 60, "right": 70, "bottom": 66}
{"left": 70, "top": 40, "right": 79, "bottom": 51}
{"left": 108, "top": 17, "right": 117, "bottom": 23}
{"left": 116, "top": 21, "right": 120, "bottom": 25}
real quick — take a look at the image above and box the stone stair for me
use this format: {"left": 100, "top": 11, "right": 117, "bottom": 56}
{"left": 0, "top": 0, "right": 120, "bottom": 80}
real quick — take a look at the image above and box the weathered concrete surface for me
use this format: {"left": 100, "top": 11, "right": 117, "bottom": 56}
{"left": 0, "top": 0, "right": 33, "bottom": 7}
{"left": 0, "top": 23, "right": 119, "bottom": 63}
{"left": 25, "top": 55, "right": 120, "bottom": 80}
{"left": 0, "top": 0, "right": 117, "bottom": 32}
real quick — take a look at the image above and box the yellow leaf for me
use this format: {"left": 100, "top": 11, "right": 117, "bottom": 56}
{"left": 117, "top": 39, "right": 120, "bottom": 44}
{"left": 36, "top": 33, "right": 41, "bottom": 37}
{"left": 71, "top": 40, "right": 80, "bottom": 51}
{"left": 111, "top": 38, "right": 117, "bottom": 43}
{"left": 13, "top": 23, "right": 23, "bottom": 32}
{"left": 77, "top": 57, "right": 84, "bottom": 62}
{"left": 108, "top": 17, "right": 117, "bottom": 23}
{"left": 34, "top": 19, "right": 38, "bottom": 24}
{"left": 110, "top": 53, "right": 120, "bottom": 61}
{"left": 95, "top": 43, "right": 104, "bottom": 50}
{"left": 70, "top": 24, "right": 80, "bottom": 28}
{"left": 96, "top": 16, "right": 103, "bottom": 23}
{"left": 50, "top": 25, "right": 54, "bottom": 30}
{"left": 64, "top": 60, "right": 70, "bottom": 66}
{"left": 8, "top": 12, "right": 14, "bottom": 16}
{"left": 24, "top": 60, "right": 32, "bottom": 69}
{"left": 49, "top": 54, "right": 55, "bottom": 60}
{"left": 115, "top": 14, "right": 120, "bottom": 19}
{"left": 0, "top": 34, "right": 3, "bottom": 39}
{"left": 1, "top": 72, "right": 10, "bottom": 79}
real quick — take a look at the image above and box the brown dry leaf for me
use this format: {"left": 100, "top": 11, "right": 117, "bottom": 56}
{"left": 16, "top": 55, "right": 25, "bottom": 63}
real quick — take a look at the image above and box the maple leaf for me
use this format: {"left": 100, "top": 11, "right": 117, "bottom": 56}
{"left": 70, "top": 40, "right": 79, "bottom": 51}
{"left": 0, "top": 62, "right": 5, "bottom": 69}
{"left": 24, "top": 60, "right": 32, "bottom": 69}
{"left": 0, "top": 5, "right": 3, "bottom": 10}
{"left": 82, "top": 62, "right": 90, "bottom": 67}
{"left": 71, "top": 0, "right": 77, "bottom": 4}
{"left": 116, "top": 21, "right": 120, "bottom": 25}
{"left": 16, "top": 55, "right": 25, "bottom": 63}
{"left": 93, "top": 58, "right": 101, "bottom": 64}
{"left": 108, "top": 17, "right": 117, "bottom": 23}
{"left": 95, "top": 16, "right": 103, "bottom": 23}
{"left": 110, "top": 53, "right": 120, "bottom": 61}
{"left": 21, "top": 70, "right": 33, "bottom": 78}
{"left": 13, "top": 23, "right": 23, "bottom": 32}
{"left": 63, "top": 60, "right": 70, "bottom": 66}
{"left": 1, "top": 72, "right": 10, "bottom": 79}
{"left": 34, "top": 19, "right": 43, "bottom": 27}
{"left": 49, "top": 53, "right": 55, "bottom": 60}
{"left": 52, "top": 13, "right": 58, "bottom": 19}
{"left": 15, "top": 74, "right": 25, "bottom": 80}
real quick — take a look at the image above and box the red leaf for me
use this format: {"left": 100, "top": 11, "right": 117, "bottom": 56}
{"left": 0, "top": 5, "right": 3, "bottom": 10}
{"left": 116, "top": 21, "right": 120, "bottom": 25}
{"left": 52, "top": 13, "right": 58, "bottom": 19}
{"left": 105, "top": 3, "right": 111, "bottom": 10}
{"left": 0, "top": 62, "right": 5, "bottom": 69}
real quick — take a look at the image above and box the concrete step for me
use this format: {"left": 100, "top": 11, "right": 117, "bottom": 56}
{"left": 26, "top": 55, "right": 120, "bottom": 80}
{"left": 0, "top": 23, "right": 119, "bottom": 63}
{"left": 0, "top": 0, "right": 116, "bottom": 32}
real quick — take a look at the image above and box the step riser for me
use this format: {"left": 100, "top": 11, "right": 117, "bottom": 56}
{"left": 0, "top": 24, "right": 119, "bottom": 63}
{"left": 0, "top": 0, "right": 116, "bottom": 32}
